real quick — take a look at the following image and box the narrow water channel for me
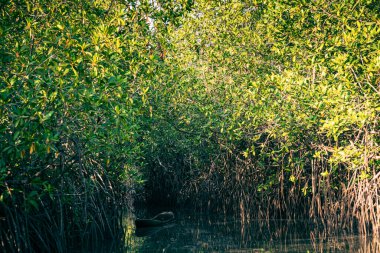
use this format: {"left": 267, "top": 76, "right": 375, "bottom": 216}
{"left": 127, "top": 209, "right": 379, "bottom": 252}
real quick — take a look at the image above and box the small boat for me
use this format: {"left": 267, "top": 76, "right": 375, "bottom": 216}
{"left": 135, "top": 211, "right": 175, "bottom": 228}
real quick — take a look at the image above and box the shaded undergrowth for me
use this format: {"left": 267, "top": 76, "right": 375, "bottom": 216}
{"left": 0, "top": 139, "right": 131, "bottom": 252}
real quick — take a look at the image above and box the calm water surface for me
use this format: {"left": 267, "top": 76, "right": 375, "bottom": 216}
{"left": 127, "top": 210, "right": 379, "bottom": 252}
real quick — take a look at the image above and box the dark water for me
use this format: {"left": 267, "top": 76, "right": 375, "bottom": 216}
{"left": 126, "top": 210, "right": 380, "bottom": 252}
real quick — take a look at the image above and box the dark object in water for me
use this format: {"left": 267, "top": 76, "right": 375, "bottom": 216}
{"left": 135, "top": 223, "right": 176, "bottom": 237}
{"left": 135, "top": 211, "right": 175, "bottom": 228}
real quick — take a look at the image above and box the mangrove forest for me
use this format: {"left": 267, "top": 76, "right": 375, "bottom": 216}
{"left": 1, "top": 0, "right": 380, "bottom": 252}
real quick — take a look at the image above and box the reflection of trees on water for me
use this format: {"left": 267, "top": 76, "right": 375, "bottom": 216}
{"left": 128, "top": 211, "right": 380, "bottom": 252}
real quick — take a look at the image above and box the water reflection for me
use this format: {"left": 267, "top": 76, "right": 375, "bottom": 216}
{"left": 127, "top": 210, "right": 380, "bottom": 252}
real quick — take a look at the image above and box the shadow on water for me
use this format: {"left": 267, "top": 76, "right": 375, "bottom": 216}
{"left": 127, "top": 210, "right": 380, "bottom": 252}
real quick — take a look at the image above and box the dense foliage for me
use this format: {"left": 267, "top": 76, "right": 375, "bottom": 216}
{"left": 144, "top": 0, "right": 380, "bottom": 232}
{"left": 1, "top": 0, "right": 379, "bottom": 251}
{"left": 0, "top": 0, "right": 189, "bottom": 251}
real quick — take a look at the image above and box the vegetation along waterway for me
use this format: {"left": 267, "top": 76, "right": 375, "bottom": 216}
{"left": 1, "top": 0, "right": 379, "bottom": 252}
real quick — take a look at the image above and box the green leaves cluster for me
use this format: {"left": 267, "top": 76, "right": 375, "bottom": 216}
{"left": 0, "top": 0, "right": 196, "bottom": 250}
{"left": 0, "top": 0, "right": 192, "bottom": 220}
{"left": 144, "top": 0, "right": 380, "bottom": 211}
